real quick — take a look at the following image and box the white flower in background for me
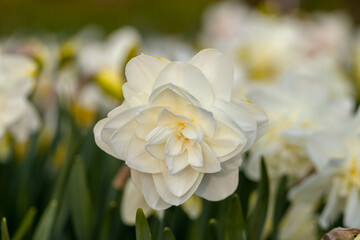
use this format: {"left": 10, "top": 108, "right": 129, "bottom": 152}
{"left": 243, "top": 73, "right": 353, "bottom": 183}
{"left": 94, "top": 48, "right": 268, "bottom": 210}
{"left": 289, "top": 109, "right": 360, "bottom": 228}
{"left": 121, "top": 179, "right": 202, "bottom": 225}
{"left": 0, "top": 53, "right": 40, "bottom": 143}
{"left": 299, "top": 12, "right": 352, "bottom": 62}
{"left": 199, "top": 1, "right": 301, "bottom": 83}
{"left": 278, "top": 203, "right": 318, "bottom": 240}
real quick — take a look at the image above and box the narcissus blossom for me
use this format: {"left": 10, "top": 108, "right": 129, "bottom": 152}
{"left": 289, "top": 109, "right": 360, "bottom": 228}
{"left": 0, "top": 53, "right": 40, "bottom": 143}
{"left": 94, "top": 49, "right": 268, "bottom": 210}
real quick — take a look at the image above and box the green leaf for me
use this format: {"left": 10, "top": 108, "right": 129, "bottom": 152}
{"left": 271, "top": 175, "right": 289, "bottom": 240}
{"left": 13, "top": 207, "right": 37, "bottom": 240}
{"left": 68, "top": 157, "right": 94, "bottom": 240}
{"left": 98, "top": 201, "right": 117, "bottom": 240}
{"left": 1, "top": 218, "right": 10, "bottom": 240}
{"left": 162, "top": 227, "right": 176, "bottom": 240}
{"left": 135, "top": 208, "right": 152, "bottom": 240}
{"left": 207, "top": 218, "right": 222, "bottom": 240}
{"left": 33, "top": 200, "right": 58, "bottom": 240}
{"left": 225, "top": 194, "right": 245, "bottom": 240}
{"left": 247, "top": 157, "right": 269, "bottom": 240}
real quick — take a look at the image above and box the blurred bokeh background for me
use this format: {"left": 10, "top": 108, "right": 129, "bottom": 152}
{"left": 1, "top": 0, "right": 360, "bottom": 36}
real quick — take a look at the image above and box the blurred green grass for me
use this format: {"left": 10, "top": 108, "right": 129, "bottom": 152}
{"left": 0, "top": 0, "right": 218, "bottom": 36}
{"left": 1, "top": 0, "right": 359, "bottom": 37}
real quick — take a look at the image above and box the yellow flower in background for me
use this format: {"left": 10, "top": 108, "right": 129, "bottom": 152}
{"left": 94, "top": 48, "right": 268, "bottom": 210}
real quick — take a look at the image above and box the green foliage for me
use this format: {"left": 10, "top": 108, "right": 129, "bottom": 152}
{"left": 13, "top": 207, "right": 37, "bottom": 240}
{"left": 224, "top": 194, "right": 245, "bottom": 240}
{"left": 1, "top": 218, "right": 10, "bottom": 240}
{"left": 247, "top": 158, "right": 269, "bottom": 240}
{"left": 136, "top": 208, "right": 152, "bottom": 240}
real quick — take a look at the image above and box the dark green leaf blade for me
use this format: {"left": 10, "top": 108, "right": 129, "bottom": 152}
{"left": 135, "top": 208, "right": 152, "bottom": 240}
{"left": 68, "top": 157, "right": 94, "bottom": 240}
{"left": 247, "top": 157, "right": 269, "bottom": 240}
{"left": 207, "top": 218, "right": 222, "bottom": 240}
{"left": 33, "top": 200, "right": 58, "bottom": 240}
{"left": 13, "top": 207, "right": 37, "bottom": 240}
{"left": 271, "top": 175, "right": 289, "bottom": 240}
{"left": 162, "top": 227, "right": 176, "bottom": 240}
{"left": 1, "top": 218, "right": 10, "bottom": 240}
{"left": 225, "top": 194, "right": 245, "bottom": 240}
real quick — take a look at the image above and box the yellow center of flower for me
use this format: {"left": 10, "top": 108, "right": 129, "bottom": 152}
{"left": 337, "top": 158, "right": 360, "bottom": 197}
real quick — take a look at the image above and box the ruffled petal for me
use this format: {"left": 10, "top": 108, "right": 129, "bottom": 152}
{"left": 196, "top": 168, "right": 239, "bottom": 201}
{"left": 192, "top": 142, "right": 221, "bottom": 173}
{"left": 125, "top": 54, "right": 170, "bottom": 94}
{"left": 153, "top": 62, "right": 214, "bottom": 106}
{"left": 162, "top": 166, "right": 200, "bottom": 197}
{"left": 152, "top": 169, "right": 204, "bottom": 206}
{"left": 126, "top": 135, "right": 162, "bottom": 173}
{"left": 110, "top": 119, "right": 137, "bottom": 159}
{"left": 165, "top": 152, "right": 189, "bottom": 174}
{"left": 139, "top": 172, "right": 172, "bottom": 210}
{"left": 121, "top": 179, "right": 154, "bottom": 225}
{"left": 185, "top": 105, "right": 216, "bottom": 137}
{"left": 205, "top": 120, "right": 245, "bottom": 160}
{"left": 187, "top": 143, "right": 203, "bottom": 167}
{"left": 189, "top": 48, "right": 233, "bottom": 101}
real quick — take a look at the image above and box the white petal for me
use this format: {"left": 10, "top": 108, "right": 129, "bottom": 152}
{"left": 122, "top": 83, "right": 149, "bottom": 106}
{"left": 192, "top": 142, "right": 221, "bottom": 173}
{"left": 165, "top": 132, "right": 184, "bottom": 156}
{"left": 196, "top": 168, "right": 239, "bottom": 201}
{"left": 182, "top": 124, "right": 198, "bottom": 140}
{"left": 94, "top": 118, "right": 119, "bottom": 159}
{"left": 139, "top": 172, "right": 172, "bottom": 210}
{"left": 231, "top": 98, "right": 268, "bottom": 140}
{"left": 110, "top": 119, "right": 137, "bottom": 159}
{"left": 135, "top": 106, "right": 163, "bottom": 125}
{"left": 125, "top": 54, "right": 170, "bottom": 94}
{"left": 149, "top": 84, "right": 199, "bottom": 111}
{"left": 145, "top": 142, "right": 165, "bottom": 160}
{"left": 126, "top": 135, "right": 162, "bottom": 173}
{"left": 344, "top": 187, "right": 360, "bottom": 228}
{"left": 101, "top": 107, "right": 138, "bottom": 148}
{"left": 206, "top": 120, "right": 245, "bottom": 159}
{"left": 165, "top": 152, "right": 189, "bottom": 174}
{"left": 319, "top": 179, "right": 342, "bottom": 229}
{"left": 121, "top": 179, "right": 154, "bottom": 225}
{"left": 189, "top": 48, "right": 233, "bottom": 101}
{"left": 152, "top": 62, "right": 214, "bottom": 106}
{"left": 153, "top": 169, "right": 204, "bottom": 205}
{"left": 185, "top": 105, "right": 216, "bottom": 137}
{"left": 306, "top": 132, "right": 346, "bottom": 172}
{"left": 187, "top": 143, "right": 203, "bottom": 167}
{"left": 157, "top": 108, "right": 189, "bottom": 127}
{"left": 288, "top": 172, "right": 331, "bottom": 202}
{"left": 162, "top": 166, "right": 200, "bottom": 197}
{"left": 211, "top": 100, "right": 257, "bottom": 152}
{"left": 145, "top": 126, "right": 171, "bottom": 145}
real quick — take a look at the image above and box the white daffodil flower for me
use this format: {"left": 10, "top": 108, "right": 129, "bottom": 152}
{"left": 94, "top": 48, "right": 268, "bottom": 210}
{"left": 243, "top": 73, "right": 354, "bottom": 183}
{"left": 0, "top": 53, "right": 40, "bottom": 143}
{"left": 289, "top": 109, "right": 360, "bottom": 228}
